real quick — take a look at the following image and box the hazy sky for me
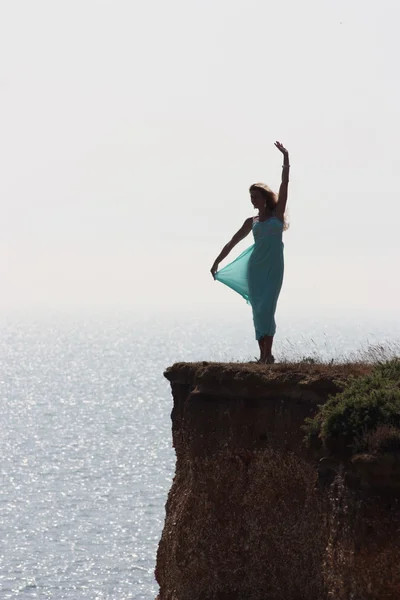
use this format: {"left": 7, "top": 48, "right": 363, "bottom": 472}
{"left": 1, "top": 0, "right": 399, "bottom": 317}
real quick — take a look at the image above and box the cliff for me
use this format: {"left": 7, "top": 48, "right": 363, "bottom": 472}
{"left": 156, "top": 362, "right": 400, "bottom": 600}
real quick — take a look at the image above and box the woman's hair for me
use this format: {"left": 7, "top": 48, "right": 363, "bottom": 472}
{"left": 249, "top": 183, "right": 289, "bottom": 230}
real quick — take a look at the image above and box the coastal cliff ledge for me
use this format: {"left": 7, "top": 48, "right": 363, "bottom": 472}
{"left": 156, "top": 361, "right": 400, "bottom": 600}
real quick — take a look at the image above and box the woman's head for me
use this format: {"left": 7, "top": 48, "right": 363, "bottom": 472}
{"left": 249, "top": 183, "right": 289, "bottom": 229}
{"left": 249, "top": 183, "right": 277, "bottom": 211}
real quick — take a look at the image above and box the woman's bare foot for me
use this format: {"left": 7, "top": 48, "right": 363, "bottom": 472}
{"left": 263, "top": 355, "right": 275, "bottom": 365}
{"left": 254, "top": 355, "right": 275, "bottom": 364}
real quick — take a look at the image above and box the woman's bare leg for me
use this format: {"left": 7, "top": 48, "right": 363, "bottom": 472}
{"left": 260, "top": 336, "right": 274, "bottom": 363}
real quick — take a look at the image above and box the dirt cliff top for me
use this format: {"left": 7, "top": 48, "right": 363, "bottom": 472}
{"left": 164, "top": 361, "right": 372, "bottom": 401}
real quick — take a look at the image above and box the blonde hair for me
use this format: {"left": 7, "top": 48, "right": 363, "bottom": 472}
{"left": 249, "top": 183, "right": 289, "bottom": 230}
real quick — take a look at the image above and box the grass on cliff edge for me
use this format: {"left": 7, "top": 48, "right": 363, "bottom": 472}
{"left": 304, "top": 359, "right": 400, "bottom": 457}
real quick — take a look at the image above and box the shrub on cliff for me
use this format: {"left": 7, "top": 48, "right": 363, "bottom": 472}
{"left": 304, "top": 359, "right": 400, "bottom": 456}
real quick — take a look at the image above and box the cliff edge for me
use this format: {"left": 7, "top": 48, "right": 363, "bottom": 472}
{"left": 156, "top": 361, "right": 400, "bottom": 600}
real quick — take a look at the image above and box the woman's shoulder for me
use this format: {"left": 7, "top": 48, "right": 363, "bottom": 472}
{"left": 242, "top": 216, "right": 254, "bottom": 229}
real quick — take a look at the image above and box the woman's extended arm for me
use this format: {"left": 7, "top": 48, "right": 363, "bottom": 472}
{"left": 210, "top": 217, "right": 253, "bottom": 278}
{"left": 274, "top": 141, "right": 290, "bottom": 221}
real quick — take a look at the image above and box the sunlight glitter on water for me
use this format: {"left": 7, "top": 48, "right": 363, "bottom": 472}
{"left": 0, "top": 312, "right": 399, "bottom": 599}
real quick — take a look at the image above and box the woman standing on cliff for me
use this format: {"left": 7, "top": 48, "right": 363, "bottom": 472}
{"left": 211, "top": 141, "right": 289, "bottom": 364}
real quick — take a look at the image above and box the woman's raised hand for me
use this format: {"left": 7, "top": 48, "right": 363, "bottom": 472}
{"left": 274, "top": 141, "right": 289, "bottom": 155}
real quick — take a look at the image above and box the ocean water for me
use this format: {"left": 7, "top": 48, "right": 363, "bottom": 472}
{"left": 1, "top": 311, "right": 399, "bottom": 599}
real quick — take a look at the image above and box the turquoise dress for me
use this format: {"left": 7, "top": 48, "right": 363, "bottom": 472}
{"left": 215, "top": 216, "right": 284, "bottom": 339}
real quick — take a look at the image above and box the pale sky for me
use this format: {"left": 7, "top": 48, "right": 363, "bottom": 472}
{"left": 1, "top": 0, "right": 399, "bottom": 317}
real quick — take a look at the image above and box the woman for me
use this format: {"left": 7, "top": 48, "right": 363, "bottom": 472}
{"left": 211, "top": 141, "right": 289, "bottom": 364}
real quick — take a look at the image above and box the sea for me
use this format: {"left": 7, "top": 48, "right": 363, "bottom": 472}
{"left": 1, "top": 310, "right": 399, "bottom": 599}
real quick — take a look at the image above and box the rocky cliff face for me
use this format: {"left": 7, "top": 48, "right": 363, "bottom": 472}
{"left": 321, "top": 455, "right": 400, "bottom": 600}
{"left": 155, "top": 362, "right": 400, "bottom": 600}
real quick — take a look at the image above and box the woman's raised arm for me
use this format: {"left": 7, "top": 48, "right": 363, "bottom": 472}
{"left": 274, "top": 141, "right": 290, "bottom": 221}
{"left": 210, "top": 217, "right": 253, "bottom": 278}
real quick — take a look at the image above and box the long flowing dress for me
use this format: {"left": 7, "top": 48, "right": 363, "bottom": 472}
{"left": 215, "top": 216, "right": 284, "bottom": 339}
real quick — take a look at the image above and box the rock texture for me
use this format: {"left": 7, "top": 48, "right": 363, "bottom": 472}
{"left": 322, "top": 455, "right": 400, "bottom": 600}
{"left": 155, "top": 362, "right": 400, "bottom": 600}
